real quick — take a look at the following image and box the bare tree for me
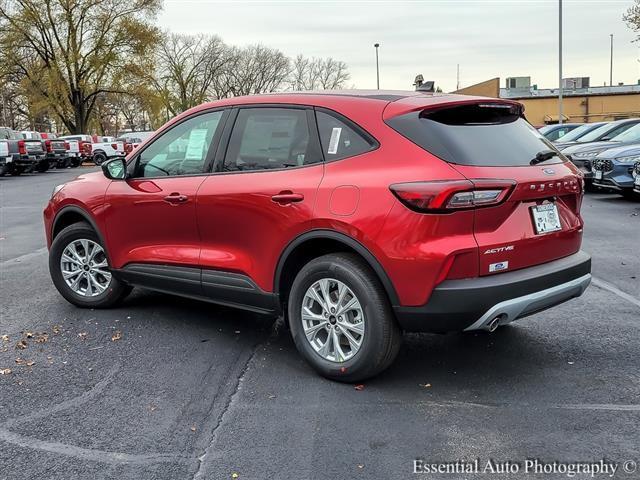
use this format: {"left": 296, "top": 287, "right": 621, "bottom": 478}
{"left": 213, "top": 44, "right": 290, "bottom": 98}
{"left": 152, "top": 32, "right": 230, "bottom": 115}
{"left": 624, "top": 0, "right": 640, "bottom": 40}
{"left": 0, "top": 0, "right": 161, "bottom": 133}
{"left": 288, "top": 54, "right": 350, "bottom": 91}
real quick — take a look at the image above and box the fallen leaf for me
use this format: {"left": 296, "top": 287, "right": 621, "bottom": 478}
{"left": 231, "top": 473, "right": 239, "bottom": 479}
{"left": 0, "top": 368, "right": 12, "bottom": 375}
{"left": 1, "top": 335, "right": 8, "bottom": 342}
{"left": 190, "top": 426, "right": 196, "bottom": 432}
{"left": 419, "top": 383, "right": 432, "bottom": 388}
{"left": 78, "top": 332, "right": 88, "bottom": 340}
{"left": 354, "top": 384, "right": 365, "bottom": 391}
{"left": 568, "top": 361, "right": 574, "bottom": 365}
{"left": 25, "top": 332, "right": 33, "bottom": 338}
{"left": 15, "top": 340, "right": 27, "bottom": 350}
{"left": 267, "top": 394, "right": 276, "bottom": 399}
{"left": 357, "top": 464, "right": 364, "bottom": 469}
{"left": 35, "top": 333, "right": 48, "bottom": 344}
{"left": 111, "top": 331, "right": 122, "bottom": 342}
{"left": 52, "top": 325, "right": 61, "bottom": 334}
{"left": 148, "top": 404, "right": 157, "bottom": 412}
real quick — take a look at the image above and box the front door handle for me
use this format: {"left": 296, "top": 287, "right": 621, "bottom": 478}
{"left": 271, "top": 191, "right": 304, "bottom": 205}
{"left": 163, "top": 193, "right": 189, "bottom": 204}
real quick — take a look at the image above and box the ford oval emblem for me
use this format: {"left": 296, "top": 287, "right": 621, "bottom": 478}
{"left": 542, "top": 168, "right": 555, "bottom": 175}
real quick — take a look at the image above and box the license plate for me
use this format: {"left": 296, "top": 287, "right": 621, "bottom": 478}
{"left": 635, "top": 176, "right": 640, "bottom": 186}
{"left": 531, "top": 203, "right": 562, "bottom": 235}
{"left": 594, "top": 170, "right": 603, "bottom": 180}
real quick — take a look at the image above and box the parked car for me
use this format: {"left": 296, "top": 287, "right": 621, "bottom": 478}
{"left": 116, "top": 131, "right": 154, "bottom": 154}
{"left": 0, "top": 127, "right": 45, "bottom": 175}
{"left": 90, "top": 139, "right": 125, "bottom": 165}
{"left": 59, "top": 134, "right": 94, "bottom": 164}
{"left": 20, "top": 131, "right": 53, "bottom": 172}
{"left": 44, "top": 92, "right": 591, "bottom": 381}
{"left": 551, "top": 122, "right": 607, "bottom": 147}
{"left": 556, "top": 118, "right": 640, "bottom": 151}
{"left": 591, "top": 144, "right": 640, "bottom": 199}
{"left": 38, "top": 132, "right": 70, "bottom": 169}
{"left": 538, "top": 123, "right": 582, "bottom": 141}
{"left": 564, "top": 121, "right": 640, "bottom": 190}
{"left": 0, "top": 140, "right": 10, "bottom": 175}
{"left": 633, "top": 161, "right": 640, "bottom": 194}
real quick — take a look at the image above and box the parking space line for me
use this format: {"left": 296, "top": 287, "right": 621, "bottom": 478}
{"left": 592, "top": 276, "right": 640, "bottom": 309}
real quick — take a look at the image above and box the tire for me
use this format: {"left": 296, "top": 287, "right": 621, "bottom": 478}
{"left": 288, "top": 253, "right": 401, "bottom": 382}
{"left": 93, "top": 152, "right": 107, "bottom": 166}
{"left": 36, "top": 160, "right": 49, "bottom": 173}
{"left": 70, "top": 157, "right": 81, "bottom": 168}
{"left": 49, "top": 223, "right": 132, "bottom": 308}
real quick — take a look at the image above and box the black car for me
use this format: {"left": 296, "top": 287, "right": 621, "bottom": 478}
{"left": 0, "top": 127, "right": 45, "bottom": 175}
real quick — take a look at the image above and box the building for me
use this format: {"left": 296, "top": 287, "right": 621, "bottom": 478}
{"left": 454, "top": 76, "right": 640, "bottom": 126}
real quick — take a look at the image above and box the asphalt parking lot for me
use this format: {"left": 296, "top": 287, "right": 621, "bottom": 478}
{"left": 1, "top": 168, "right": 639, "bottom": 480}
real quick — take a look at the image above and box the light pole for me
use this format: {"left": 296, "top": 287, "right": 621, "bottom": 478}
{"left": 558, "top": 0, "right": 563, "bottom": 125}
{"left": 610, "top": 34, "right": 614, "bottom": 87}
{"left": 374, "top": 43, "right": 380, "bottom": 90}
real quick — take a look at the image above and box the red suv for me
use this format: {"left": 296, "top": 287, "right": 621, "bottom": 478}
{"left": 44, "top": 91, "right": 592, "bottom": 381}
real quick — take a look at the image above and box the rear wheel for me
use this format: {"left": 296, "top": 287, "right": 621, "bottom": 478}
{"left": 49, "top": 223, "right": 131, "bottom": 308}
{"left": 93, "top": 152, "right": 107, "bottom": 166}
{"left": 288, "top": 253, "right": 401, "bottom": 382}
{"left": 36, "top": 160, "right": 49, "bottom": 173}
{"left": 70, "top": 157, "right": 81, "bottom": 168}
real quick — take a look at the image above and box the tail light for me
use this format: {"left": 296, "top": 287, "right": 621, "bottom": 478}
{"left": 389, "top": 179, "right": 515, "bottom": 213}
{"left": 125, "top": 143, "right": 133, "bottom": 154}
{"left": 64, "top": 141, "right": 70, "bottom": 150}
{"left": 45, "top": 139, "right": 52, "bottom": 152}
{"left": 81, "top": 142, "right": 92, "bottom": 154}
{"left": 18, "top": 139, "right": 26, "bottom": 155}
{"left": 111, "top": 143, "right": 118, "bottom": 150}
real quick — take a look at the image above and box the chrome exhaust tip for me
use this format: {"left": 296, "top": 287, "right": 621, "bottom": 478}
{"left": 487, "top": 316, "right": 501, "bottom": 332}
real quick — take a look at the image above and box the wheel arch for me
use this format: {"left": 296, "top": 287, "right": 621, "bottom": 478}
{"left": 274, "top": 230, "right": 399, "bottom": 307}
{"left": 52, "top": 206, "right": 110, "bottom": 262}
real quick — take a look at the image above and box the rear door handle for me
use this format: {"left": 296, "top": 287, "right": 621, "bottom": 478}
{"left": 163, "top": 193, "right": 189, "bottom": 204}
{"left": 271, "top": 191, "right": 304, "bottom": 205}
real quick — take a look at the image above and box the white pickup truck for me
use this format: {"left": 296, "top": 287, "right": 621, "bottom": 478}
{"left": 90, "top": 137, "right": 125, "bottom": 165}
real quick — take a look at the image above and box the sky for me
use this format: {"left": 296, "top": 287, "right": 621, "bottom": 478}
{"left": 157, "top": 0, "right": 640, "bottom": 92}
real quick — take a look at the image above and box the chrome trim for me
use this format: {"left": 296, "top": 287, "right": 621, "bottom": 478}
{"left": 464, "top": 274, "right": 592, "bottom": 331}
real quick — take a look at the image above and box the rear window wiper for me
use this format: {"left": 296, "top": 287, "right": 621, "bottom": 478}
{"left": 530, "top": 149, "right": 559, "bottom": 165}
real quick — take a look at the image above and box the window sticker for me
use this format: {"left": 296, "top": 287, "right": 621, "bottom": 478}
{"left": 184, "top": 129, "right": 209, "bottom": 160}
{"left": 328, "top": 127, "right": 342, "bottom": 154}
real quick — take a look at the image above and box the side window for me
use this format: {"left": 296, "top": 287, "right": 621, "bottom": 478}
{"left": 223, "top": 108, "right": 320, "bottom": 172}
{"left": 315, "top": 110, "right": 376, "bottom": 161}
{"left": 135, "top": 111, "right": 223, "bottom": 178}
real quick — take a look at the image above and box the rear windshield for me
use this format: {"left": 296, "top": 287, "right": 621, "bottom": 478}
{"left": 386, "top": 103, "right": 560, "bottom": 167}
{"left": 558, "top": 123, "right": 602, "bottom": 142}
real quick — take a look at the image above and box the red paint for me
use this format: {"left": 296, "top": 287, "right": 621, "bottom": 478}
{"left": 44, "top": 92, "right": 585, "bottom": 309}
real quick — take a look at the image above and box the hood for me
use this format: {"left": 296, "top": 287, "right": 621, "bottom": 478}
{"left": 562, "top": 140, "right": 620, "bottom": 155}
{"left": 596, "top": 143, "right": 640, "bottom": 160}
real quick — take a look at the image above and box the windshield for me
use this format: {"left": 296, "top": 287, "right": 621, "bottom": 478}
{"left": 610, "top": 123, "right": 640, "bottom": 143}
{"left": 558, "top": 123, "right": 602, "bottom": 142}
{"left": 576, "top": 123, "right": 618, "bottom": 143}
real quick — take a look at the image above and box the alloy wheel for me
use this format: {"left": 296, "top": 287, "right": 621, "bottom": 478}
{"left": 301, "top": 278, "right": 365, "bottom": 363}
{"left": 60, "top": 239, "right": 112, "bottom": 297}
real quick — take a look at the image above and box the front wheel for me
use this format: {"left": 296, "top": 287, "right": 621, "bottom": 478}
{"left": 49, "top": 223, "right": 131, "bottom": 308}
{"left": 288, "top": 253, "right": 401, "bottom": 382}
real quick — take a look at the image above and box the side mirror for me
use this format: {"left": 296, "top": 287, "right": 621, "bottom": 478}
{"left": 102, "top": 158, "right": 127, "bottom": 180}
{"left": 601, "top": 136, "right": 611, "bottom": 141}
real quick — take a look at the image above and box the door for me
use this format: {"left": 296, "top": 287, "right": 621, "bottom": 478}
{"left": 196, "top": 106, "right": 324, "bottom": 294}
{"left": 104, "top": 110, "right": 227, "bottom": 272}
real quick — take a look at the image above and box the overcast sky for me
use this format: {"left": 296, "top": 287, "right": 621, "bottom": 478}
{"left": 158, "top": 0, "right": 640, "bottom": 92}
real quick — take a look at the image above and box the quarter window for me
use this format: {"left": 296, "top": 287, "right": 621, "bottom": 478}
{"left": 315, "top": 110, "right": 375, "bottom": 161}
{"left": 134, "top": 111, "right": 223, "bottom": 177}
{"left": 223, "top": 108, "right": 320, "bottom": 172}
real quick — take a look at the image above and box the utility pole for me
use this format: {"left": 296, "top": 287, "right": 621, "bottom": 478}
{"left": 558, "top": 0, "right": 563, "bottom": 125}
{"left": 456, "top": 64, "right": 460, "bottom": 91}
{"left": 610, "top": 34, "right": 614, "bottom": 87}
{"left": 374, "top": 43, "right": 380, "bottom": 90}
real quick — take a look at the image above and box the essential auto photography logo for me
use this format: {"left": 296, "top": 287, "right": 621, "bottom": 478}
{"left": 412, "top": 458, "right": 637, "bottom": 477}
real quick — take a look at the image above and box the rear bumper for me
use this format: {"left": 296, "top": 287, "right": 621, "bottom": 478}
{"left": 393, "top": 251, "right": 591, "bottom": 333}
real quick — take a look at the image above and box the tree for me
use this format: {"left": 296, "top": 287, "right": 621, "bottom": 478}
{"left": 624, "top": 1, "right": 640, "bottom": 40}
{"left": 213, "top": 44, "right": 290, "bottom": 98}
{"left": 288, "top": 55, "right": 350, "bottom": 91}
{"left": 0, "top": 0, "right": 161, "bottom": 133}
{"left": 151, "top": 32, "right": 230, "bottom": 116}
